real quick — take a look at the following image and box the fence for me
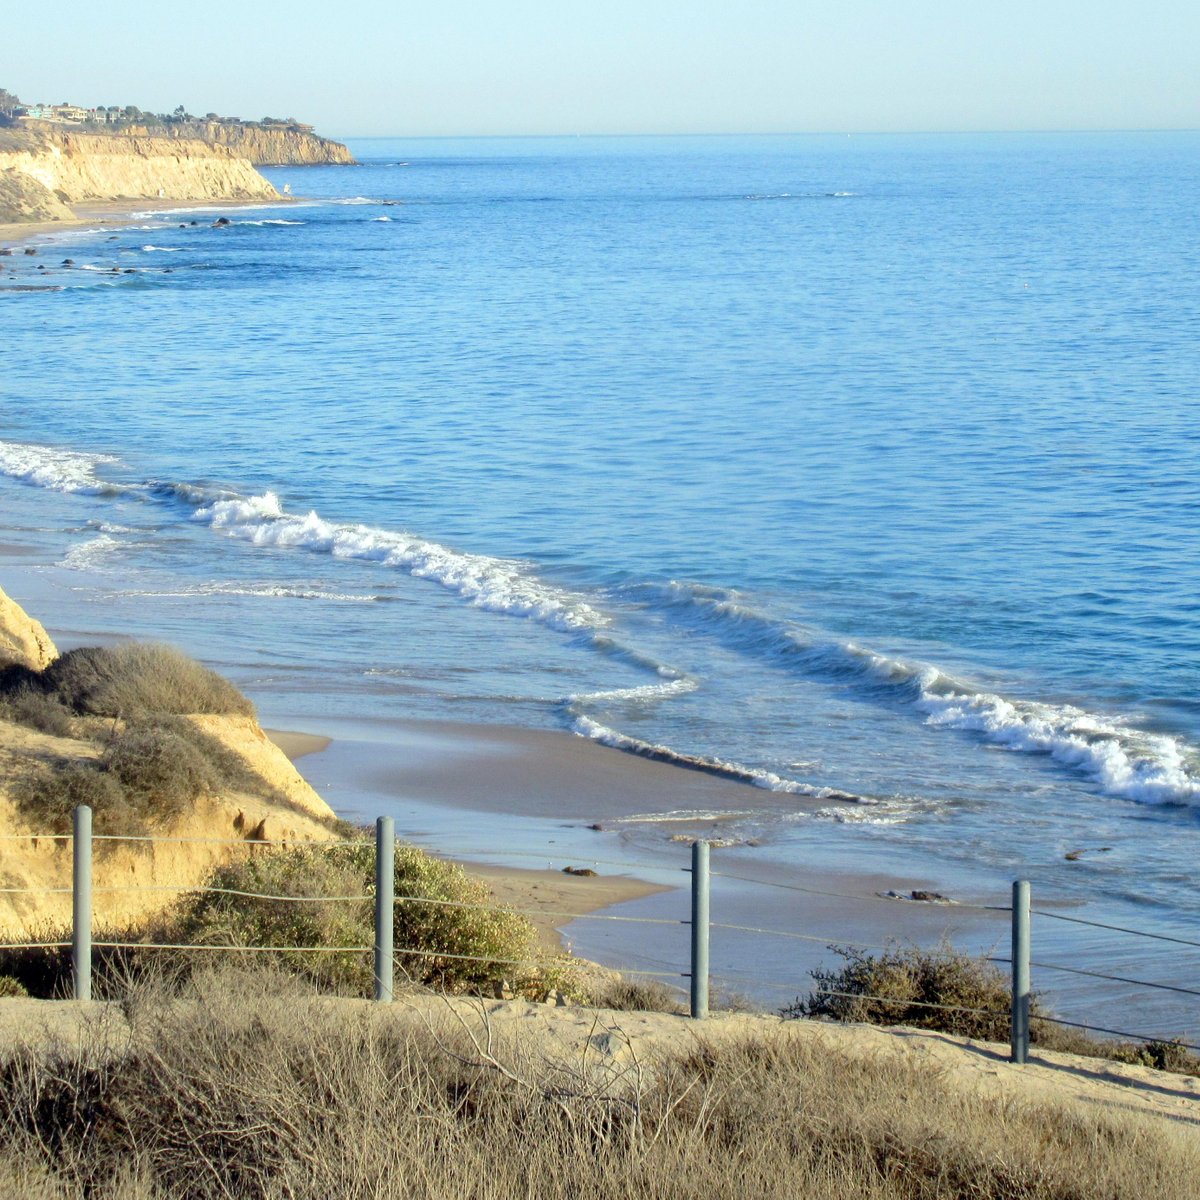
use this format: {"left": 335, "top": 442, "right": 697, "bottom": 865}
{"left": 2, "top": 804, "right": 1197, "bottom": 1067}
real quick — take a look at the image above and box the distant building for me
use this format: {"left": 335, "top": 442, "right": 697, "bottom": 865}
{"left": 21, "top": 103, "right": 92, "bottom": 124}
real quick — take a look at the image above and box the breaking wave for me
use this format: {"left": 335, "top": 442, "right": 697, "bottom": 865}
{"left": 6, "top": 437, "right": 1198, "bottom": 811}
{"left": 572, "top": 714, "right": 865, "bottom": 801}
{"left": 643, "top": 582, "right": 1200, "bottom": 807}
{"left": 0, "top": 440, "right": 125, "bottom": 496}
{"left": 191, "top": 491, "right": 606, "bottom": 633}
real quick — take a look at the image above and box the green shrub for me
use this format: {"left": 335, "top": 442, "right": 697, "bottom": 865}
{"left": 783, "top": 942, "right": 1200, "bottom": 1077}
{"left": 4, "top": 643, "right": 255, "bottom": 718}
{"left": 170, "top": 842, "right": 572, "bottom": 998}
{"left": 783, "top": 942, "right": 1022, "bottom": 1042}
{"left": 0, "top": 976, "right": 27, "bottom": 998}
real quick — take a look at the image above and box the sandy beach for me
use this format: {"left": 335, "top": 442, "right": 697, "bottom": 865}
{"left": 264, "top": 725, "right": 668, "bottom": 956}
{"left": 0, "top": 196, "right": 296, "bottom": 250}
{"left": 266, "top": 714, "right": 1020, "bottom": 1004}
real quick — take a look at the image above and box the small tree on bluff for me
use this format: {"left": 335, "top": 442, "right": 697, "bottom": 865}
{"left": 0, "top": 88, "right": 23, "bottom": 125}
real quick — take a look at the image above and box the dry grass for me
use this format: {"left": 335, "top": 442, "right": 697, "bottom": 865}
{"left": 0, "top": 964, "right": 1195, "bottom": 1199}
{"left": 0, "top": 688, "right": 74, "bottom": 737}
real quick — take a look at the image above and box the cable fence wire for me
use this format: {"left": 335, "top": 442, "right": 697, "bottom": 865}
{"left": 709, "top": 869, "right": 1012, "bottom": 914}
{"left": 83, "top": 940, "right": 687, "bottom": 981}
{"left": 1031, "top": 908, "right": 1200, "bottom": 949}
{"left": 1027, "top": 960, "right": 1200, "bottom": 998}
{"left": 711, "top": 920, "right": 899, "bottom": 953}
{"left": 5, "top": 827, "right": 1197, "bottom": 1048}
{"left": 1029, "top": 1012, "right": 1200, "bottom": 1054}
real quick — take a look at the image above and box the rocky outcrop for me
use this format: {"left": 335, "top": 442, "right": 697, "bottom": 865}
{"left": 0, "top": 586, "right": 58, "bottom": 670}
{"left": 200, "top": 124, "right": 354, "bottom": 166}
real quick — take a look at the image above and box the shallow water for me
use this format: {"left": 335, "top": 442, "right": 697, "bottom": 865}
{"left": 2, "top": 132, "right": 1199, "bottom": 1028}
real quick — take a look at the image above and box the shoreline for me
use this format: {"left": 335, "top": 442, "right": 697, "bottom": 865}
{"left": 1, "top": 195, "right": 300, "bottom": 250}
{"left": 267, "top": 715, "right": 1017, "bottom": 991}
{"left": 264, "top": 724, "right": 666, "bottom": 956}
{"left": 0, "top": 554, "right": 1193, "bottom": 1032}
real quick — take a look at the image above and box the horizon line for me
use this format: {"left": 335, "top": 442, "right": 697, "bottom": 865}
{"left": 326, "top": 126, "right": 1200, "bottom": 141}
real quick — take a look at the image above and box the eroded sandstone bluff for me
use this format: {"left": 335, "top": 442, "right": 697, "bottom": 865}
{"left": 200, "top": 123, "right": 355, "bottom": 166}
{"left": 0, "top": 124, "right": 353, "bottom": 223}
{"left": 0, "top": 585, "right": 340, "bottom": 937}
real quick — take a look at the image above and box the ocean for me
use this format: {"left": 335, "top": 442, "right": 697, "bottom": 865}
{"left": 2, "top": 132, "right": 1199, "bottom": 1028}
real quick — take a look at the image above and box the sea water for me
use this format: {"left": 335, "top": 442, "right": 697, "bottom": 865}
{"left": 2, "top": 133, "right": 1199, "bottom": 1025}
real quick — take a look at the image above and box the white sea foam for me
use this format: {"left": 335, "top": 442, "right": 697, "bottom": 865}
{"left": 192, "top": 491, "right": 605, "bottom": 632}
{"left": 572, "top": 714, "right": 863, "bottom": 800}
{"left": 651, "top": 581, "right": 1200, "bottom": 807}
{"left": 372, "top": 216, "right": 392, "bottom": 222}
{"left": 567, "top": 677, "right": 698, "bottom": 706}
{"left": 111, "top": 582, "right": 379, "bottom": 603}
{"left": 237, "top": 219, "right": 306, "bottom": 226}
{"left": 59, "top": 534, "right": 123, "bottom": 570}
{"left": 141, "top": 245, "right": 184, "bottom": 252}
{"left": 0, "top": 440, "right": 123, "bottom": 495}
{"left": 915, "top": 676, "right": 1200, "bottom": 806}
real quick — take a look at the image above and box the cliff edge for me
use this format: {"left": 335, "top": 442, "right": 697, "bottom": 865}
{"left": 201, "top": 123, "right": 355, "bottom": 166}
{"left": 0, "top": 128, "right": 278, "bottom": 224}
{"left": 0, "top": 585, "right": 58, "bottom": 670}
{"left": 0, "top": 586, "right": 339, "bottom": 937}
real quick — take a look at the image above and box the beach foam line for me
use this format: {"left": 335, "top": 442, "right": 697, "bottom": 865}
{"left": 0, "top": 440, "right": 127, "bottom": 496}
{"left": 644, "top": 581, "right": 1200, "bottom": 808}
{"left": 109, "top": 582, "right": 382, "bottom": 603}
{"left": 191, "top": 491, "right": 607, "bottom": 633}
{"left": 572, "top": 714, "right": 866, "bottom": 801}
{"left": 58, "top": 533, "right": 125, "bottom": 571}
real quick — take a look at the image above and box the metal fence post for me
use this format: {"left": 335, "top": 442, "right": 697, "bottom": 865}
{"left": 1011, "top": 879, "right": 1031, "bottom": 1064}
{"left": 690, "top": 839, "right": 710, "bottom": 1020}
{"left": 72, "top": 804, "right": 92, "bottom": 1002}
{"left": 374, "top": 816, "right": 395, "bottom": 1002}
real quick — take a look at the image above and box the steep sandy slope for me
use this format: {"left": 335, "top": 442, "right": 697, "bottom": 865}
{"left": 201, "top": 123, "right": 355, "bottom": 165}
{"left": 0, "top": 129, "right": 278, "bottom": 220}
{"left": 0, "top": 588, "right": 338, "bottom": 937}
{"left": 0, "top": 714, "right": 339, "bottom": 936}
{"left": 0, "top": 586, "right": 57, "bottom": 670}
{"left": 0, "top": 167, "right": 73, "bottom": 224}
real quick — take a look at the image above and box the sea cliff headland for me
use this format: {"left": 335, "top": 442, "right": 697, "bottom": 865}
{"left": 0, "top": 123, "right": 353, "bottom": 227}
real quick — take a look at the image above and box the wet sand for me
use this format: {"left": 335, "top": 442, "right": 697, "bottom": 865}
{"left": 265, "top": 723, "right": 667, "bottom": 954}
{"left": 281, "top": 715, "right": 1016, "bottom": 1000}
{"left": 1, "top": 197, "right": 298, "bottom": 252}
{"left": 265, "top": 729, "right": 333, "bottom": 762}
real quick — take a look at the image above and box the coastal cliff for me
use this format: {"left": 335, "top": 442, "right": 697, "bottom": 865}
{"left": 110, "top": 121, "right": 355, "bottom": 166}
{"left": 0, "top": 585, "right": 339, "bottom": 937}
{"left": 0, "top": 128, "right": 278, "bottom": 223}
{"left": 201, "top": 123, "right": 354, "bottom": 166}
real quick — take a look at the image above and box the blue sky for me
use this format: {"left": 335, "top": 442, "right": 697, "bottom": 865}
{"left": 11, "top": 1, "right": 1198, "bottom": 136}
